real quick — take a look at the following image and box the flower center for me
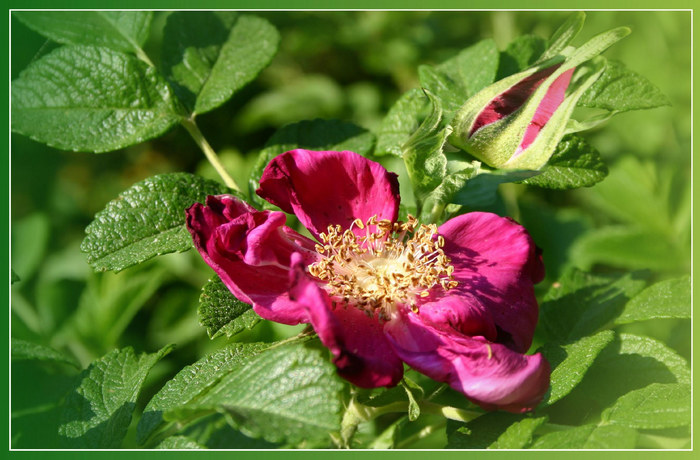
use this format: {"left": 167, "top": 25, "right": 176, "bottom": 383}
{"left": 308, "top": 215, "right": 458, "bottom": 320}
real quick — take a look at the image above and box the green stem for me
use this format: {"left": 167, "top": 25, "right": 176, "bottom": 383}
{"left": 396, "top": 421, "right": 446, "bottom": 449}
{"left": 428, "top": 202, "right": 447, "bottom": 224}
{"left": 181, "top": 118, "right": 240, "bottom": 191}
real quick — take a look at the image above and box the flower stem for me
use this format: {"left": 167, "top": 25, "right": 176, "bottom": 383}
{"left": 395, "top": 420, "right": 446, "bottom": 449}
{"left": 181, "top": 118, "right": 240, "bottom": 192}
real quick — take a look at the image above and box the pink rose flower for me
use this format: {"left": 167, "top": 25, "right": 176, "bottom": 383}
{"left": 186, "top": 149, "right": 550, "bottom": 413}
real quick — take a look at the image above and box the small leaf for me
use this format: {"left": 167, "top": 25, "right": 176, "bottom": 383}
{"left": 539, "top": 269, "right": 647, "bottom": 342}
{"left": 615, "top": 275, "right": 690, "bottom": 325}
{"left": 248, "top": 119, "right": 374, "bottom": 204}
{"left": 156, "top": 436, "right": 205, "bottom": 449}
{"left": 198, "top": 276, "right": 260, "bottom": 339}
{"left": 400, "top": 378, "right": 424, "bottom": 422}
{"left": 539, "top": 12, "right": 586, "bottom": 63}
{"left": 578, "top": 59, "right": 671, "bottom": 112}
{"left": 164, "top": 343, "right": 344, "bottom": 445}
{"left": 59, "top": 345, "right": 173, "bottom": 448}
{"left": 402, "top": 90, "right": 448, "bottom": 203}
{"left": 539, "top": 330, "right": 615, "bottom": 406}
{"left": 447, "top": 413, "right": 547, "bottom": 449}
{"left": 375, "top": 88, "right": 429, "bottom": 157}
{"left": 12, "top": 46, "right": 180, "bottom": 153}
{"left": 531, "top": 424, "right": 637, "bottom": 449}
{"left": 162, "top": 12, "right": 279, "bottom": 115}
{"left": 11, "top": 338, "right": 80, "bottom": 369}
{"left": 81, "top": 173, "right": 229, "bottom": 272}
{"left": 137, "top": 342, "right": 270, "bottom": 445}
{"left": 14, "top": 11, "right": 153, "bottom": 54}
{"left": 521, "top": 135, "right": 608, "bottom": 189}
{"left": 602, "top": 383, "right": 691, "bottom": 429}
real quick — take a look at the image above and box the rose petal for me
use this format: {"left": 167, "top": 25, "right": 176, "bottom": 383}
{"left": 257, "top": 150, "right": 400, "bottom": 239}
{"left": 415, "top": 294, "right": 498, "bottom": 342}
{"left": 386, "top": 310, "right": 550, "bottom": 413}
{"left": 438, "top": 212, "right": 544, "bottom": 352}
{"left": 186, "top": 195, "right": 318, "bottom": 325}
{"left": 289, "top": 253, "right": 404, "bottom": 388}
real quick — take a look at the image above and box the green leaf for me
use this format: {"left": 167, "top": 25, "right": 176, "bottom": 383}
{"left": 420, "top": 39, "right": 499, "bottom": 122}
{"left": 14, "top": 11, "right": 153, "bottom": 54}
{"left": 11, "top": 212, "right": 50, "bottom": 281}
{"left": 615, "top": 276, "right": 690, "bottom": 325}
{"left": 578, "top": 59, "right": 671, "bottom": 112}
{"left": 447, "top": 413, "right": 547, "bottom": 449}
{"left": 539, "top": 330, "right": 615, "bottom": 406}
{"left": 531, "top": 424, "right": 637, "bottom": 449}
{"left": 59, "top": 345, "right": 173, "bottom": 448}
{"left": 450, "top": 167, "right": 539, "bottom": 208}
{"left": 602, "top": 383, "right": 691, "bottom": 429}
{"left": 11, "top": 269, "right": 20, "bottom": 284}
{"left": 12, "top": 46, "right": 180, "bottom": 153}
{"left": 497, "top": 35, "right": 547, "bottom": 78}
{"left": 198, "top": 276, "right": 260, "bottom": 339}
{"left": 571, "top": 227, "right": 688, "bottom": 272}
{"left": 162, "top": 12, "right": 279, "bottom": 115}
{"left": 248, "top": 119, "right": 374, "bottom": 204}
{"left": 539, "top": 12, "right": 586, "bottom": 63}
{"left": 137, "top": 342, "right": 271, "bottom": 445}
{"left": 400, "top": 378, "right": 424, "bottom": 422}
{"left": 81, "top": 173, "right": 229, "bottom": 272}
{"left": 375, "top": 88, "right": 429, "bottom": 157}
{"left": 435, "top": 39, "right": 499, "bottom": 100}
{"left": 164, "top": 343, "right": 344, "bottom": 445}
{"left": 402, "top": 90, "right": 448, "bottom": 203}
{"left": 577, "top": 333, "right": 690, "bottom": 409}
{"left": 539, "top": 269, "right": 647, "bottom": 342}
{"left": 156, "top": 436, "right": 205, "bottom": 449}
{"left": 520, "top": 135, "right": 608, "bottom": 189}
{"left": 11, "top": 338, "right": 79, "bottom": 369}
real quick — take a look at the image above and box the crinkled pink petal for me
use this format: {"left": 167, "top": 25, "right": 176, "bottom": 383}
{"left": 514, "top": 67, "right": 575, "bottom": 157}
{"left": 186, "top": 195, "right": 318, "bottom": 325}
{"left": 438, "top": 212, "right": 544, "bottom": 352}
{"left": 289, "top": 253, "right": 404, "bottom": 388}
{"left": 385, "top": 310, "right": 550, "bottom": 413}
{"left": 257, "top": 150, "right": 401, "bottom": 240}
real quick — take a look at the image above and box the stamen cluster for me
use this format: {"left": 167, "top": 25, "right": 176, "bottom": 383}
{"left": 308, "top": 215, "right": 458, "bottom": 320}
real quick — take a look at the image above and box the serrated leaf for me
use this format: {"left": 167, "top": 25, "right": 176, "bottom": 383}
{"left": 14, "top": 11, "right": 153, "bottom": 54}
{"left": 497, "top": 34, "right": 547, "bottom": 78}
{"left": 375, "top": 88, "right": 429, "bottom": 157}
{"left": 12, "top": 46, "right": 180, "bottom": 153}
{"left": 420, "top": 39, "right": 499, "bottom": 123}
{"left": 447, "top": 413, "right": 547, "bottom": 449}
{"left": 539, "top": 269, "right": 647, "bottom": 342}
{"left": 578, "top": 59, "right": 671, "bottom": 112}
{"left": 571, "top": 227, "right": 688, "bottom": 272}
{"left": 198, "top": 276, "right": 260, "bottom": 339}
{"left": 248, "top": 119, "right": 374, "bottom": 204}
{"left": 539, "top": 330, "right": 615, "bottom": 406}
{"left": 602, "top": 383, "right": 690, "bottom": 429}
{"left": 156, "top": 436, "right": 205, "bottom": 449}
{"left": 435, "top": 39, "right": 499, "bottom": 100}
{"left": 81, "top": 173, "right": 229, "bottom": 272}
{"left": 521, "top": 135, "right": 608, "bottom": 189}
{"left": 59, "top": 345, "right": 173, "bottom": 448}
{"left": 615, "top": 275, "right": 690, "bottom": 325}
{"left": 162, "top": 12, "right": 279, "bottom": 115}
{"left": 164, "top": 343, "right": 344, "bottom": 445}
{"left": 11, "top": 338, "right": 80, "bottom": 369}
{"left": 137, "top": 341, "right": 271, "bottom": 445}
{"left": 577, "top": 333, "right": 690, "bottom": 410}
{"left": 402, "top": 90, "right": 448, "bottom": 203}
{"left": 531, "top": 424, "right": 637, "bottom": 449}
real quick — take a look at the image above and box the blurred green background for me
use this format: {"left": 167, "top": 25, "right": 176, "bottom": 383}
{"left": 10, "top": 11, "right": 691, "bottom": 448}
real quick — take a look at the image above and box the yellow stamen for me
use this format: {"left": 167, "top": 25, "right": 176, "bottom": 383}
{"left": 308, "top": 215, "right": 457, "bottom": 319}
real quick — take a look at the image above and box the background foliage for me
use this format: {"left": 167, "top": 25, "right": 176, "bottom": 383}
{"left": 10, "top": 11, "right": 690, "bottom": 449}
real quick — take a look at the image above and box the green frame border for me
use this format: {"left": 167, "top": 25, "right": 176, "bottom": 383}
{"left": 5, "top": 1, "right": 696, "bottom": 459}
